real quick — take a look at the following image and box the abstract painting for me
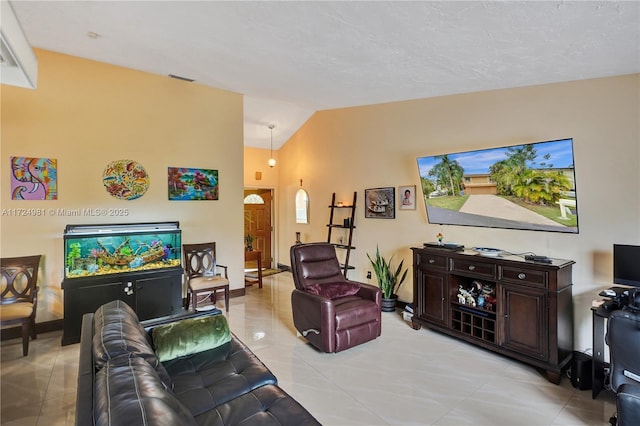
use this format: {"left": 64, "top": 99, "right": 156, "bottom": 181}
{"left": 103, "top": 159, "right": 149, "bottom": 200}
{"left": 10, "top": 156, "right": 58, "bottom": 200}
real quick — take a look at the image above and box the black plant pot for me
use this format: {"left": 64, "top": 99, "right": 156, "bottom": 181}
{"left": 381, "top": 295, "right": 398, "bottom": 312}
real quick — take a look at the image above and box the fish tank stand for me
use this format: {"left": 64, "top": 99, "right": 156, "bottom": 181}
{"left": 61, "top": 222, "right": 184, "bottom": 345}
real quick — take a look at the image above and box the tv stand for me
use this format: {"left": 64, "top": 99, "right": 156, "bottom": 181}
{"left": 411, "top": 247, "right": 575, "bottom": 384}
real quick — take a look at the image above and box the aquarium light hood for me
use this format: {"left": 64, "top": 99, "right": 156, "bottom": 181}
{"left": 64, "top": 222, "right": 180, "bottom": 236}
{"left": 1, "top": 0, "right": 38, "bottom": 89}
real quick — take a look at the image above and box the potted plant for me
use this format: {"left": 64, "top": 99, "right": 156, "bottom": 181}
{"left": 367, "top": 246, "right": 408, "bottom": 312}
{"left": 245, "top": 234, "right": 254, "bottom": 251}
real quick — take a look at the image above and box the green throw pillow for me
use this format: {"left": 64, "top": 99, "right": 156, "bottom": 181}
{"left": 152, "top": 314, "right": 231, "bottom": 362}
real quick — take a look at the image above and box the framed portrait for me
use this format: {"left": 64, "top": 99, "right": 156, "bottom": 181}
{"left": 364, "top": 187, "right": 395, "bottom": 219}
{"left": 399, "top": 185, "right": 416, "bottom": 210}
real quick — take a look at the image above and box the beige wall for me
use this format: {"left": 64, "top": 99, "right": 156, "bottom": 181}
{"left": 1, "top": 49, "right": 245, "bottom": 322}
{"left": 243, "top": 146, "right": 279, "bottom": 189}
{"left": 277, "top": 74, "right": 640, "bottom": 351}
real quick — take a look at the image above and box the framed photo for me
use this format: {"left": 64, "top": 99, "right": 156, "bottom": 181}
{"left": 399, "top": 185, "right": 416, "bottom": 210}
{"left": 364, "top": 187, "right": 395, "bottom": 219}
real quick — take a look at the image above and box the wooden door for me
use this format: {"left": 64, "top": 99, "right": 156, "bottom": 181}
{"left": 244, "top": 189, "right": 272, "bottom": 268}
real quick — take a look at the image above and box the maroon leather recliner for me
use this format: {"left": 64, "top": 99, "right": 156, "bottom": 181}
{"left": 290, "top": 243, "right": 382, "bottom": 353}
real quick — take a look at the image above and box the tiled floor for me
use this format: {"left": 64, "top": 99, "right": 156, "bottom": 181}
{"left": 1, "top": 271, "right": 617, "bottom": 425}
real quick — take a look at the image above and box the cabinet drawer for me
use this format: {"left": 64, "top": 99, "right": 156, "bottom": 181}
{"left": 500, "top": 266, "right": 547, "bottom": 288}
{"left": 450, "top": 258, "right": 496, "bottom": 279}
{"left": 417, "top": 253, "right": 448, "bottom": 271}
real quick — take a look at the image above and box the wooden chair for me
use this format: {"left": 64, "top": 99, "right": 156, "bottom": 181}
{"left": 1, "top": 255, "right": 41, "bottom": 356}
{"left": 183, "top": 243, "right": 229, "bottom": 312}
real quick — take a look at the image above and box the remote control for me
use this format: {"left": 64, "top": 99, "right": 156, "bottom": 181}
{"left": 524, "top": 255, "right": 552, "bottom": 263}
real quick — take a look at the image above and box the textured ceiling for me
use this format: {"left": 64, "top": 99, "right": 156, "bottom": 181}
{"left": 8, "top": 1, "right": 640, "bottom": 149}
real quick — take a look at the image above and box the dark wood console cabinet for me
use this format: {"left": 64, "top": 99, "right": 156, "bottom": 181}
{"left": 411, "top": 247, "right": 574, "bottom": 384}
{"left": 61, "top": 267, "right": 183, "bottom": 345}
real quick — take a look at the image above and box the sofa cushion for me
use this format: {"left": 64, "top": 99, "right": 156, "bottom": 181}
{"left": 94, "top": 355, "right": 196, "bottom": 426}
{"left": 334, "top": 297, "right": 380, "bottom": 330}
{"left": 305, "top": 282, "right": 361, "bottom": 299}
{"left": 193, "top": 384, "right": 321, "bottom": 426}
{"left": 163, "top": 335, "right": 277, "bottom": 417}
{"left": 93, "top": 300, "right": 156, "bottom": 367}
{"left": 93, "top": 300, "right": 151, "bottom": 346}
{"left": 92, "top": 300, "right": 172, "bottom": 389}
{"left": 152, "top": 314, "right": 231, "bottom": 362}
{"left": 93, "top": 300, "right": 143, "bottom": 331}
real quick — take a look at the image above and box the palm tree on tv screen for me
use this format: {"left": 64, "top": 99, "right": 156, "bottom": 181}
{"left": 429, "top": 155, "right": 464, "bottom": 196}
{"left": 491, "top": 145, "right": 570, "bottom": 205}
{"left": 490, "top": 145, "right": 536, "bottom": 196}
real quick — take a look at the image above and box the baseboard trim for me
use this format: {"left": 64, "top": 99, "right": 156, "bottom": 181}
{"left": 230, "top": 288, "right": 245, "bottom": 298}
{"left": 1, "top": 319, "right": 64, "bottom": 341}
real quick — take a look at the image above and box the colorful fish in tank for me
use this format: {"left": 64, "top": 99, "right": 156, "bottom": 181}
{"left": 162, "top": 244, "right": 173, "bottom": 259}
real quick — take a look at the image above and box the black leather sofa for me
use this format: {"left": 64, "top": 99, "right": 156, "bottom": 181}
{"left": 75, "top": 300, "right": 320, "bottom": 426}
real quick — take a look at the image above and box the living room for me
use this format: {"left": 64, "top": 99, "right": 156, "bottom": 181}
{"left": 1, "top": 2, "right": 639, "bottom": 425}
{"left": 4, "top": 50, "right": 639, "bottom": 351}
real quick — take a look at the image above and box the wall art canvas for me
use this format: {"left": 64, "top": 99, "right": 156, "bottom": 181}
{"left": 103, "top": 159, "right": 150, "bottom": 200}
{"left": 365, "top": 187, "right": 395, "bottom": 219}
{"left": 10, "top": 156, "right": 58, "bottom": 200}
{"left": 168, "top": 167, "right": 219, "bottom": 200}
{"left": 399, "top": 185, "right": 416, "bottom": 210}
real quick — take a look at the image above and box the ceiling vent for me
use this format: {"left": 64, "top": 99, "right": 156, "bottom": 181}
{"left": 168, "top": 74, "right": 195, "bottom": 82}
{"left": 1, "top": 0, "right": 38, "bottom": 89}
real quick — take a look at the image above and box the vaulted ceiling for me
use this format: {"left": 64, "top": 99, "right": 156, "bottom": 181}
{"left": 8, "top": 1, "right": 640, "bottom": 149}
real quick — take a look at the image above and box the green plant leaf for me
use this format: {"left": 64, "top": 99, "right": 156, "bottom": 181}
{"left": 367, "top": 246, "right": 408, "bottom": 299}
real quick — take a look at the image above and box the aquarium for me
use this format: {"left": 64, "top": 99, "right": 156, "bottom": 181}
{"left": 63, "top": 222, "right": 182, "bottom": 279}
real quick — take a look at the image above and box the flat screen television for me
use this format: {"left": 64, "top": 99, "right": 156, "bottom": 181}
{"left": 614, "top": 244, "right": 640, "bottom": 287}
{"left": 416, "top": 138, "right": 578, "bottom": 233}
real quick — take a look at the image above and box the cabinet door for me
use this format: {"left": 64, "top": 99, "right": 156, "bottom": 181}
{"left": 498, "top": 284, "right": 548, "bottom": 360}
{"left": 134, "top": 273, "right": 183, "bottom": 321}
{"left": 63, "top": 279, "right": 133, "bottom": 345}
{"left": 416, "top": 266, "right": 448, "bottom": 326}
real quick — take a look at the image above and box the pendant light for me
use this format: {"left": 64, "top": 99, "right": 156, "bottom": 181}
{"left": 267, "top": 124, "right": 276, "bottom": 168}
